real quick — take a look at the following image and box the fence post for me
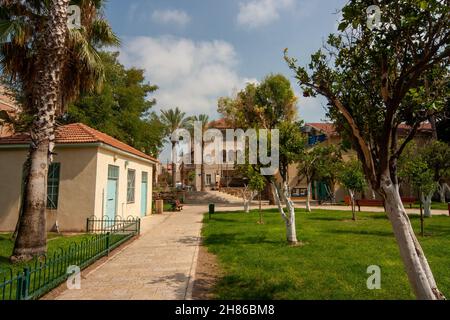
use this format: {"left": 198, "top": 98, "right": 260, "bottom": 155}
{"left": 138, "top": 219, "right": 141, "bottom": 235}
{"left": 16, "top": 267, "right": 30, "bottom": 300}
{"left": 86, "top": 218, "right": 90, "bottom": 233}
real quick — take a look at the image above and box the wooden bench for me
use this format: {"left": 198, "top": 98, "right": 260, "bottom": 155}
{"left": 171, "top": 200, "right": 184, "bottom": 212}
{"left": 356, "top": 198, "right": 416, "bottom": 211}
{"left": 356, "top": 199, "right": 385, "bottom": 212}
{"left": 401, "top": 197, "right": 416, "bottom": 208}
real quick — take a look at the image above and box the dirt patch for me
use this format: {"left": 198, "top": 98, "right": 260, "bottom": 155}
{"left": 191, "top": 245, "right": 221, "bottom": 300}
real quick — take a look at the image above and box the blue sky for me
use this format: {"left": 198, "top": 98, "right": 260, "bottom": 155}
{"left": 104, "top": 0, "right": 347, "bottom": 160}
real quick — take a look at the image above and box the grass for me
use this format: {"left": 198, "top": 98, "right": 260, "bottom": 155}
{"left": 202, "top": 209, "right": 450, "bottom": 300}
{"left": 0, "top": 233, "right": 96, "bottom": 274}
{"left": 411, "top": 202, "right": 449, "bottom": 211}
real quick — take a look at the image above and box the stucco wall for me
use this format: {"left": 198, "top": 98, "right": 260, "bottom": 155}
{"left": 94, "top": 147, "right": 153, "bottom": 220}
{"left": 0, "top": 146, "right": 98, "bottom": 232}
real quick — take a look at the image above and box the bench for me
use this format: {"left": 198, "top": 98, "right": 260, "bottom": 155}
{"left": 356, "top": 197, "right": 416, "bottom": 211}
{"left": 401, "top": 197, "right": 416, "bottom": 208}
{"left": 171, "top": 200, "right": 184, "bottom": 212}
{"left": 356, "top": 199, "right": 385, "bottom": 212}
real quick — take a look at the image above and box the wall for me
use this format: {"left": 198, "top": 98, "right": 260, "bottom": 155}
{"left": 94, "top": 147, "right": 153, "bottom": 220}
{"left": 0, "top": 146, "right": 98, "bottom": 232}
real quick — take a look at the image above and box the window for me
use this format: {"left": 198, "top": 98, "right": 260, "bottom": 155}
{"left": 127, "top": 169, "right": 136, "bottom": 203}
{"left": 108, "top": 165, "right": 119, "bottom": 180}
{"left": 206, "top": 174, "right": 212, "bottom": 186}
{"left": 142, "top": 172, "right": 148, "bottom": 184}
{"left": 47, "top": 163, "right": 61, "bottom": 209}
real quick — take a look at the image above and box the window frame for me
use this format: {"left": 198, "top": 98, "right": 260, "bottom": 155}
{"left": 127, "top": 169, "right": 136, "bottom": 203}
{"left": 47, "top": 163, "right": 61, "bottom": 210}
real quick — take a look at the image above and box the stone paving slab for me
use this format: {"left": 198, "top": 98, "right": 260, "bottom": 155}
{"left": 53, "top": 205, "right": 207, "bottom": 300}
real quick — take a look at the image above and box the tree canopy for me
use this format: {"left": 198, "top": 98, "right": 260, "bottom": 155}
{"left": 62, "top": 51, "right": 165, "bottom": 157}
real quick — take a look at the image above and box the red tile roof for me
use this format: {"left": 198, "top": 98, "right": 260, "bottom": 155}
{"left": 306, "top": 123, "right": 338, "bottom": 137}
{"left": 0, "top": 123, "right": 158, "bottom": 163}
{"left": 209, "top": 118, "right": 233, "bottom": 129}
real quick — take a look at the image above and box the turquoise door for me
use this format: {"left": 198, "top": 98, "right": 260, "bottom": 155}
{"left": 106, "top": 165, "right": 119, "bottom": 221}
{"left": 141, "top": 172, "right": 148, "bottom": 217}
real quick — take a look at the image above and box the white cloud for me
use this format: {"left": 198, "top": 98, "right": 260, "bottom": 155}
{"left": 120, "top": 36, "right": 255, "bottom": 116}
{"left": 237, "top": 0, "right": 294, "bottom": 28}
{"left": 151, "top": 9, "right": 191, "bottom": 27}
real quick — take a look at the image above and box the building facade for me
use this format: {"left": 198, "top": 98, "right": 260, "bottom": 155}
{"left": 0, "top": 123, "right": 157, "bottom": 232}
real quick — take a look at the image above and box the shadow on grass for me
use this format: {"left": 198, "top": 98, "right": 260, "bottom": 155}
{"left": 203, "top": 233, "right": 282, "bottom": 246}
{"left": 216, "top": 274, "right": 296, "bottom": 300}
{"left": 327, "top": 229, "right": 393, "bottom": 237}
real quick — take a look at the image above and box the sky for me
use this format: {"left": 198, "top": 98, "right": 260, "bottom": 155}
{"left": 103, "top": 0, "right": 347, "bottom": 161}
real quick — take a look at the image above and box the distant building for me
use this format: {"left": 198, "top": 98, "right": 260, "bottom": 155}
{"left": 0, "top": 86, "right": 20, "bottom": 137}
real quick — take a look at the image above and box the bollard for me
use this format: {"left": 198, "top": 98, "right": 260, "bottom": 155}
{"left": 209, "top": 203, "right": 215, "bottom": 220}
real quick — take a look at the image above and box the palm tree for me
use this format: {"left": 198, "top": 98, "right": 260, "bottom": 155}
{"left": 160, "top": 107, "right": 190, "bottom": 188}
{"left": 187, "top": 114, "right": 209, "bottom": 192}
{"left": 0, "top": 0, "right": 119, "bottom": 262}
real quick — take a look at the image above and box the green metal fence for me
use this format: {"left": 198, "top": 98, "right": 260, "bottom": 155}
{"left": 0, "top": 217, "right": 140, "bottom": 301}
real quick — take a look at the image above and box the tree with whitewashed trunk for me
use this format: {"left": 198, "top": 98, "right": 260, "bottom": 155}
{"left": 421, "top": 141, "right": 450, "bottom": 204}
{"left": 297, "top": 145, "right": 337, "bottom": 212}
{"left": 338, "top": 159, "right": 367, "bottom": 221}
{"left": 285, "top": 0, "right": 448, "bottom": 300}
{"left": 218, "top": 75, "right": 302, "bottom": 244}
{"left": 399, "top": 142, "right": 438, "bottom": 219}
{"left": 238, "top": 166, "right": 266, "bottom": 215}
{"left": 1, "top": 0, "right": 119, "bottom": 262}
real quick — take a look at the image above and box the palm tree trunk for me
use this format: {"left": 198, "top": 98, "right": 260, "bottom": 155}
{"left": 201, "top": 142, "right": 205, "bottom": 192}
{"left": 11, "top": 0, "right": 69, "bottom": 263}
{"left": 171, "top": 141, "right": 177, "bottom": 188}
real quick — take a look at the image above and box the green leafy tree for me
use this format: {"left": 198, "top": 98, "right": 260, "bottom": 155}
{"left": 63, "top": 52, "right": 165, "bottom": 157}
{"left": 338, "top": 159, "right": 367, "bottom": 220}
{"left": 1, "top": 0, "right": 118, "bottom": 262}
{"left": 285, "top": 0, "right": 449, "bottom": 299}
{"left": 421, "top": 141, "right": 450, "bottom": 203}
{"left": 218, "top": 74, "right": 301, "bottom": 244}
{"left": 298, "top": 145, "right": 337, "bottom": 212}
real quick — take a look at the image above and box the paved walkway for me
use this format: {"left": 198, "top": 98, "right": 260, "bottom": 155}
{"left": 54, "top": 205, "right": 207, "bottom": 300}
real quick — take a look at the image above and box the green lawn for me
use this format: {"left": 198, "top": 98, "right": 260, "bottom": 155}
{"left": 202, "top": 209, "right": 450, "bottom": 300}
{"left": 0, "top": 233, "right": 95, "bottom": 273}
{"left": 411, "top": 202, "right": 449, "bottom": 211}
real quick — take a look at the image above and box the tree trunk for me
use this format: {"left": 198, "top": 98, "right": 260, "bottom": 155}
{"left": 200, "top": 142, "right": 205, "bottom": 192}
{"left": 349, "top": 190, "right": 356, "bottom": 221}
{"left": 306, "top": 179, "right": 312, "bottom": 213}
{"left": 272, "top": 182, "right": 298, "bottom": 244}
{"left": 11, "top": 0, "right": 69, "bottom": 263}
{"left": 171, "top": 141, "right": 177, "bottom": 188}
{"left": 437, "top": 182, "right": 449, "bottom": 203}
{"left": 421, "top": 192, "right": 433, "bottom": 218}
{"left": 381, "top": 176, "right": 444, "bottom": 300}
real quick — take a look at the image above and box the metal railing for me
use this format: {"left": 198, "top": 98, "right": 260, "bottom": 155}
{"left": 0, "top": 216, "right": 140, "bottom": 301}
{"left": 86, "top": 215, "right": 141, "bottom": 234}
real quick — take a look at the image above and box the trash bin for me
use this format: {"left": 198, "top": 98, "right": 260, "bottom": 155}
{"left": 155, "top": 200, "right": 164, "bottom": 214}
{"left": 209, "top": 203, "right": 215, "bottom": 219}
